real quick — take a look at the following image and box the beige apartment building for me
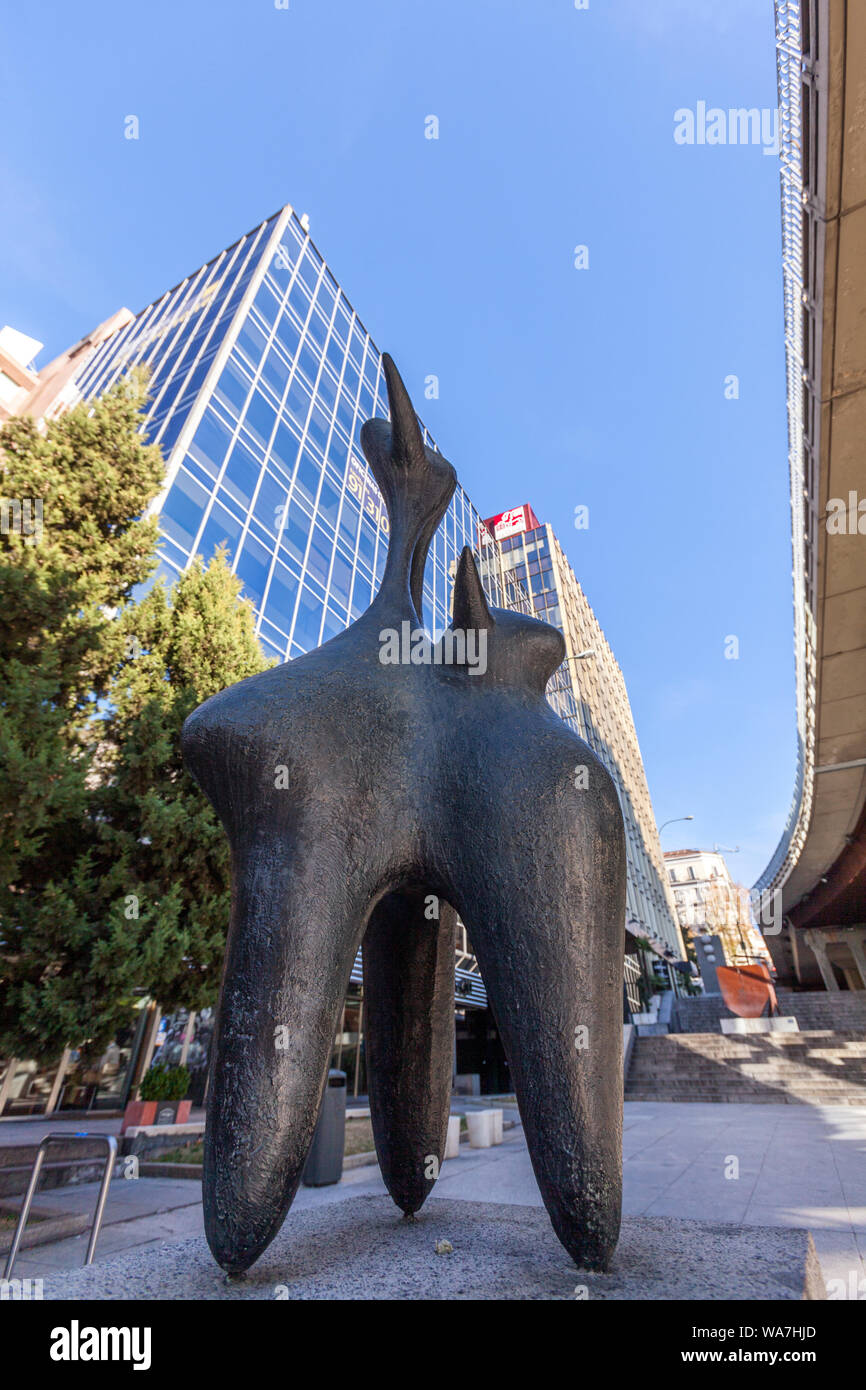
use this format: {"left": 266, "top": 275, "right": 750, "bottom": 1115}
{"left": 480, "top": 507, "right": 685, "bottom": 989}
{"left": 0, "top": 310, "right": 133, "bottom": 427}
{"left": 665, "top": 847, "right": 771, "bottom": 969}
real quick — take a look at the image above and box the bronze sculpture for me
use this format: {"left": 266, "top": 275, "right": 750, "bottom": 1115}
{"left": 182, "top": 356, "right": 626, "bottom": 1275}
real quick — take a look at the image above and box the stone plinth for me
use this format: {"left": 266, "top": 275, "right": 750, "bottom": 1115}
{"left": 40, "top": 1196, "right": 826, "bottom": 1301}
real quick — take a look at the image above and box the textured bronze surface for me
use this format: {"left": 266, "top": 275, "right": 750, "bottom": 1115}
{"left": 183, "top": 356, "right": 626, "bottom": 1274}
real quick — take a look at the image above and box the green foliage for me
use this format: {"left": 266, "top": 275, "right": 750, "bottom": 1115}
{"left": 139, "top": 1061, "right": 190, "bottom": 1102}
{"left": 636, "top": 974, "right": 654, "bottom": 1010}
{"left": 0, "top": 374, "right": 163, "bottom": 1063}
{"left": 0, "top": 374, "right": 271, "bottom": 1064}
{"left": 96, "top": 551, "right": 269, "bottom": 1014}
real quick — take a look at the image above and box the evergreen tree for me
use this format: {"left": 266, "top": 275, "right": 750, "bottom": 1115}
{"left": 0, "top": 372, "right": 271, "bottom": 1065}
{"left": 0, "top": 373, "right": 163, "bottom": 1062}
{"left": 95, "top": 552, "right": 269, "bottom": 1016}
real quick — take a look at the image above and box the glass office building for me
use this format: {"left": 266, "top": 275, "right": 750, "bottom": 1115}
{"left": 74, "top": 216, "right": 680, "bottom": 1001}
{"left": 67, "top": 205, "right": 510, "bottom": 1101}
{"left": 37, "top": 206, "right": 675, "bottom": 1107}
{"left": 73, "top": 205, "right": 519, "bottom": 667}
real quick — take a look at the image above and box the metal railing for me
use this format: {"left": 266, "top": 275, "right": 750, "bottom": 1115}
{"left": 3, "top": 1132, "right": 117, "bottom": 1279}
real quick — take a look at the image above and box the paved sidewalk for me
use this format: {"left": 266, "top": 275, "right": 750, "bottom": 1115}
{"left": 8, "top": 1101, "right": 866, "bottom": 1290}
{"left": 619, "top": 1101, "right": 866, "bottom": 1291}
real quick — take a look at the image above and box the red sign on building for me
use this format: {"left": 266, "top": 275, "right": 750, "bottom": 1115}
{"left": 480, "top": 504, "right": 541, "bottom": 544}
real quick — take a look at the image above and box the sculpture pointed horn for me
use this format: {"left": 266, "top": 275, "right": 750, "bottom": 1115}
{"left": 452, "top": 546, "right": 495, "bottom": 631}
{"left": 382, "top": 352, "right": 426, "bottom": 467}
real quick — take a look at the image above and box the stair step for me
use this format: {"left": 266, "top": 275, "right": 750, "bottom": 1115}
{"left": 625, "top": 1027, "right": 866, "bottom": 1104}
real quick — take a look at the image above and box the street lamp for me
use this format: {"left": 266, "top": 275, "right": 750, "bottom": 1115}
{"left": 659, "top": 815, "right": 694, "bottom": 834}
{"left": 550, "top": 650, "right": 596, "bottom": 695}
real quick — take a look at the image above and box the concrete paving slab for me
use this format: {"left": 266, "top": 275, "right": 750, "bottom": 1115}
{"left": 645, "top": 1193, "right": 754, "bottom": 1224}
{"left": 11, "top": 1175, "right": 203, "bottom": 1222}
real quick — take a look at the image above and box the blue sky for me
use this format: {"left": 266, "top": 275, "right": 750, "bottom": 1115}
{"left": 1, "top": 0, "right": 793, "bottom": 886}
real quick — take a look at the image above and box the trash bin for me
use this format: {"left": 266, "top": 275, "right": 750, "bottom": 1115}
{"left": 302, "top": 1070, "right": 346, "bottom": 1186}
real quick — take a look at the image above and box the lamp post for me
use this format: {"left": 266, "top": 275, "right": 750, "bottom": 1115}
{"left": 712, "top": 846, "right": 750, "bottom": 963}
{"left": 659, "top": 815, "right": 694, "bottom": 835}
{"left": 550, "top": 650, "right": 596, "bottom": 700}
{"left": 658, "top": 817, "right": 695, "bottom": 990}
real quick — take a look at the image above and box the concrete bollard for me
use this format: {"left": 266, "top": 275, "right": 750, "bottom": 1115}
{"left": 444, "top": 1114, "right": 462, "bottom": 1159}
{"left": 466, "top": 1110, "right": 495, "bottom": 1149}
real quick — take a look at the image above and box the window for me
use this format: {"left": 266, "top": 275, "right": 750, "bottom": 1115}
{"left": 292, "top": 584, "right": 325, "bottom": 651}
{"left": 222, "top": 440, "right": 261, "bottom": 510}
{"left": 341, "top": 358, "right": 360, "bottom": 406}
{"left": 161, "top": 469, "right": 209, "bottom": 550}
{"left": 338, "top": 496, "right": 360, "bottom": 551}
{"left": 327, "top": 429, "right": 351, "bottom": 474}
{"left": 293, "top": 452, "right": 321, "bottom": 508}
{"left": 235, "top": 319, "right": 268, "bottom": 372}
{"left": 157, "top": 535, "right": 188, "bottom": 572}
{"left": 317, "top": 474, "right": 342, "bottom": 529}
{"left": 328, "top": 548, "right": 354, "bottom": 608}
{"left": 275, "top": 310, "right": 303, "bottom": 362}
{"left": 306, "top": 403, "right": 330, "bottom": 453}
{"left": 335, "top": 394, "right": 356, "bottom": 438}
{"left": 235, "top": 535, "right": 271, "bottom": 607}
{"left": 281, "top": 496, "right": 313, "bottom": 566}
{"left": 325, "top": 334, "right": 346, "bottom": 377}
{"left": 197, "top": 502, "right": 242, "bottom": 564}
{"left": 253, "top": 282, "right": 282, "bottom": 328}
{"left": 316, "top": 367, "right": 339, "bottom": 415}
{"left": 320, "top": 605, "right": 348, "bottom": 644}
{"left": 253, "top": 471, "right": 289, "bottom": 538}
{"left": 350, "top": 570, "right": 372, "bottom": 615}
{"left": 306, "top": 524, "right": 334, "bottom": 586}
{"left": 305, "top": 308, "right": 329, "bottom": 352}
{"left": 215, "top": 357, "right": 252, "bottom": 417}
{"left": 285, "top": 373, "right": 312, "bottom": 430}
{"left": 265, "top": 562, "right": 299, "bottom": 632}
{"left": 243, "top": 389, "right": 277, "bottom": 453}
{"left": 261, "top": 345, "right": 291, "bottom": 400}
{"left": 269, "top": 420, "right": 300, "bottom": 482}
{"left": 317, "top": 274, "right": 338, "bottom": 321}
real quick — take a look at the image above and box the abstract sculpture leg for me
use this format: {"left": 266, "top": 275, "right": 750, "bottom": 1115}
{"left": 184, "top": 353, "right": 627, "bottom": 1275}
{"left": 451, "top": 819, "right": 624, "bottom": 1270}
{"left": 202, "top": 832, "right": 366, "bottom": 1274}
{"left": 363, "top": 891, "right": 456, "bottom": 1215}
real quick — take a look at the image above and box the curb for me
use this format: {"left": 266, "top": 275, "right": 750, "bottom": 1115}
{"left": 139, "top": 1162, "right": 202, "bottom": 1179}
{"left": 139, "top": 1121, "right": 519, "bottom": 1180}
{"left": 0, "top": 1204, "right": 90, "bottom": 1253}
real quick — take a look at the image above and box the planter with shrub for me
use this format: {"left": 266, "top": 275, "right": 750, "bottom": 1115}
{"left": 121, "top": 1063, "right": 191, "bottom": 1134}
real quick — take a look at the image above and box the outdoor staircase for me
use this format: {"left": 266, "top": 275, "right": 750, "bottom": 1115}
{"left": 673, "top": 989, "right": 866, "bottom": 1034}
{"left": 624, "top": 1031, "right": 866, "bottom": 1105}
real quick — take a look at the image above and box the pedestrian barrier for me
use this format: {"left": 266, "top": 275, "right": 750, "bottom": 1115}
{"left": 3, "top": 1132, "right": 117, "bottom": 1278}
